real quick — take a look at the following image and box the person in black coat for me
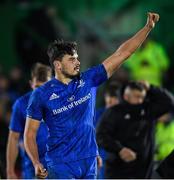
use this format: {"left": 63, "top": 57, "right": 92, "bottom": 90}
{"left": 97, "top": 81, "right": 174, "bottom": 179}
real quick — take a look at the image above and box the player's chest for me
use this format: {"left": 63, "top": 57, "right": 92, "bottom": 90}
{"left": 44, "top": 85, "right": 92, "bottom": 116}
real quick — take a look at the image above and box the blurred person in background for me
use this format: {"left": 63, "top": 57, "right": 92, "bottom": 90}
{"left": 0, "top": 73, "right": 10, "bottom": 104}
{"left": 0, "top": 73, "right": 11, "bottom": 178}
{"left": 95, "top": 83, "right": 120, "bottom": 178}
{"left": 6, "top": 63, "right": 52, "bottom": 179}
{"left": 0, "top": 102, "right": 9, "bottom": 179}
{"left": 97, "top": 81, "right": 174, "bottom": 178}
{"left": 24, "top": 13, "right": 159, "bottom": 179}
{"left": 96, "top": 67, "right": 129, "bottom": 108}
{"left": 155, "top": 112, "right": 174, "bottom": 164}
{"left": 124, "top": 38, "right": 170, "bottom": 86}
{"left": 95, "top": 83, "right": 120, "bottom": 127}
{"left": 8, "top": 65, "right": 27, "bottom": 102}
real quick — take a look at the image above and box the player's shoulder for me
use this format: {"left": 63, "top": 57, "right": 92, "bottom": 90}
{"left": 30, "top": 79, "right": 56, "bottom": 100}
{"left": 81, "top": 64, "right": 103, "bottom": 74}
{"left": 21, "top": 91, "right": 32, "bottom": 101}
{"left": 40, "top": 78, "right": 56, "bottom": 90}
{"left": 81, "top": 64, "right": 107, "bottom": 80}
{"left": 33, "top": 79, "right": 52, "bottom": 92}
{"left": 13, "top": 91, "right": 32, "bottom": 107}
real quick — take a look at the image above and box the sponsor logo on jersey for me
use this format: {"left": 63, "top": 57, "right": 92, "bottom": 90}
{"left": 49, "top": 93, "right": 60, "bottom": 100}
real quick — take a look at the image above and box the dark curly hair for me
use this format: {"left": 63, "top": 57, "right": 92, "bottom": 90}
{"left": 47, "top": 39, "right": 77, "bottom": 69}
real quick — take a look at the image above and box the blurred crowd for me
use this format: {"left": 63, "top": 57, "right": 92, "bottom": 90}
{"left": 0, "top": 65, "right": 29, "bottom": 178}
{"left": 1, "top": 2, "right": 174, "bottom": 179}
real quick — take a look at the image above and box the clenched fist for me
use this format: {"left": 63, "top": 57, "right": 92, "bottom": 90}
{"left": 119, "top": 147, "right": 137, "bottom": 162}
{"left": 34, "top": 162, "right": 48, "bottom": 179}
{"left": 146, "top": 12, "right": 160, "bottom": 29}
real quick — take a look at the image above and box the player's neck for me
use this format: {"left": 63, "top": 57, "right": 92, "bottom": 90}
{"left": 55, "top": 73, "right": 72, "bottom": 85}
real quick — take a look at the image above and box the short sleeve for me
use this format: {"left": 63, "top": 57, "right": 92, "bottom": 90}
{"left": 9, "top": 100, "right": 24, "bottom": 132}
{"left": 83, "top": 64, "right": 108, "bottom": 87}
{"left": 26, "top": 89, "right": 44, "bottom": 121}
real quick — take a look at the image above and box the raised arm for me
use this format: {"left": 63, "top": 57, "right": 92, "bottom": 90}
{"left": 103, "top": 12, "right": 159, "bottom": 78}
{"left": 24, "top": 118, "right": 48, "bottom": 179}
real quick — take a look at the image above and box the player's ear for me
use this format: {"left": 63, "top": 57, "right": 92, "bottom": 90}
{"left": 53, "top": 61, "right": 61, "bottom": 70}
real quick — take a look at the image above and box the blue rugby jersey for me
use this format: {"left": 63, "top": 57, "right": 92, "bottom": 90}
{"left": 9, "top": 91, "right": 48, "bottom": 169}
{"left": 27, "top": 64, "right": 108, "bottom": 165}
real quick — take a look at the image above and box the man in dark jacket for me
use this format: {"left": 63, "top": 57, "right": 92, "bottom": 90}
{"left": 97, "top": 81, "right": 174, "bottom": 178}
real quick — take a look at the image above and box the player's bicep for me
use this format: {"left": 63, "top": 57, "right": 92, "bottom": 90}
{"left": 103, "top": 50, "right": 131, "bottom": 78}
